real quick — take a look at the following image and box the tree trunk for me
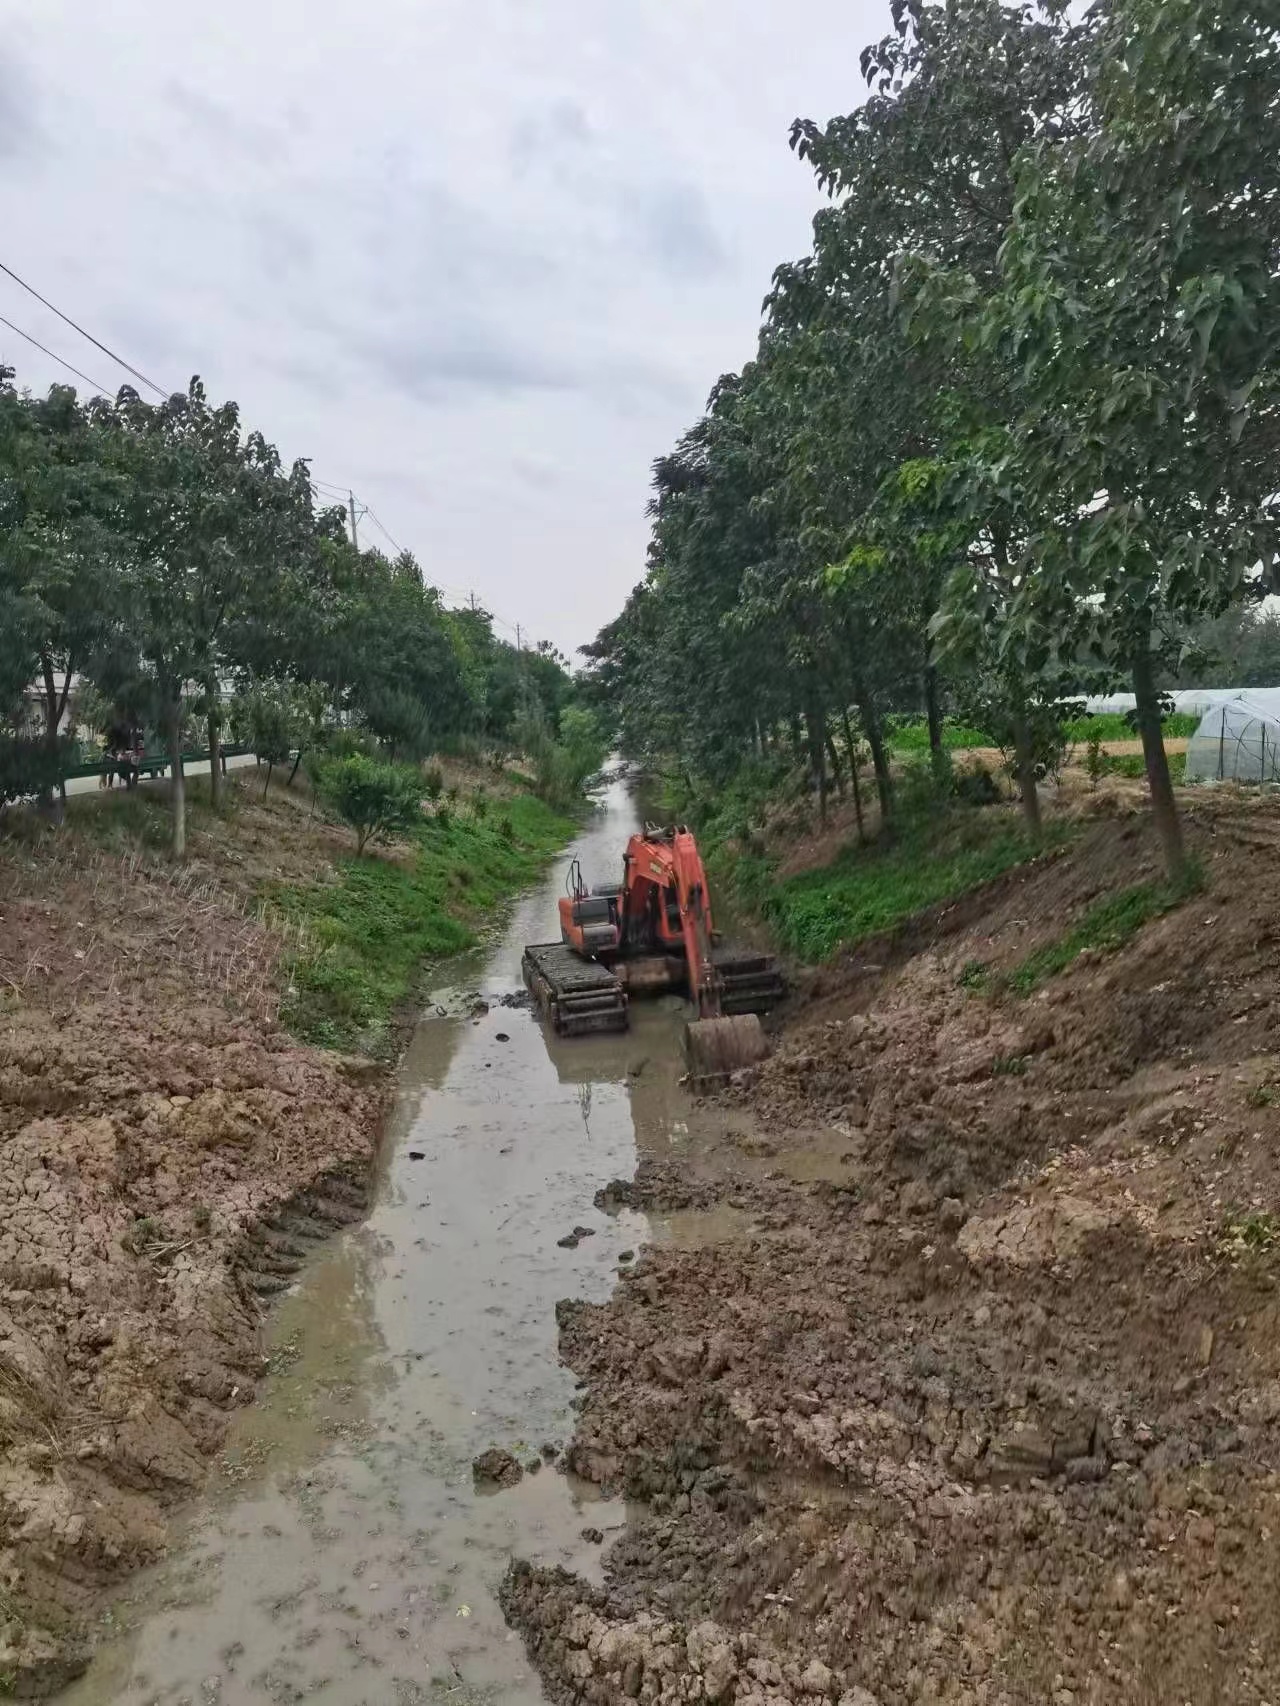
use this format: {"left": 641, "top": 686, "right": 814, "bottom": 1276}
{"left": 806, "top": 708, "right": 828, "bottom": 826}
{"left": 1011, "top": 703, "right": 1042, "bottom": 839}
{"left": 263, "top": 761, "right": 274, "bottom": 799}
{"left": 924, "top": 662, "right": 947, "bottom": 784}
{"left": 288, "top": 746, "right": 304, "bottom": 787}
{"left": 207, "top": 680, "right": 222, "bottom": 810}
{"left": 855, "top": 683, "right": 893, "bottom": 826}
{"left": 166, "top": 696, "right": 186, "bottom": 860}
{"left": 1132, "top": 644, "right": 1185, "bottom": 879}
{"left": 840, "top": 708, "right": 866, "bottom": 844}
{"left": 825, "top": 730, "right": 846, "bottom": 797}
{"left": 39, "top": 653, "right": 66, "bottom": 823}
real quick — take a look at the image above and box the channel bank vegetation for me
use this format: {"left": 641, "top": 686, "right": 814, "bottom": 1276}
{"left": 585, "top": 0, "right": 1280, "bottom": 891}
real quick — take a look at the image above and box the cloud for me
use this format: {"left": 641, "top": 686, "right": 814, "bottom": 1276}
{"left": 0, "top": 48, "right": 42, "bottom": 159}
{"left": 371, "top": 327, "right": 578, "bottom": 402}
{"left": 163, "top": 79, "right": 287, "bottom": 160}
{"left": 632, "top": 181, "right": 730, "bottom": 278}
{"left": 509, "top": 98, "right": 593, "bottom": 175}
{"left": 360, "top": 320, "right": 687, "bottom": 411}
{"left": 242, "top": 211, "right": 316, "bottom": 279}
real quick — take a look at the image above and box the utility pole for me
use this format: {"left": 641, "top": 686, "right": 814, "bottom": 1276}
{"left": 348, "top": 490, "right": 360, "bottom": 551}
{"left": 516, "top": 623, "right": 522, "bottom": 652}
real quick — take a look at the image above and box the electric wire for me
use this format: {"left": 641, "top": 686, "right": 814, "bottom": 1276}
{"left": 0, "top": 258, "right": 170, "bottom": 397}
{"left": 309, "top": 474, "right": 542, "bottom": 648}
{"left": 0, "top": 313, "right": 114, "bottom": 397}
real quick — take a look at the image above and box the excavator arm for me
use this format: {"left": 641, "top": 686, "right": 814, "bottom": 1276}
{"left": 620, "top": 828, "right": 724, "bottom": 1017}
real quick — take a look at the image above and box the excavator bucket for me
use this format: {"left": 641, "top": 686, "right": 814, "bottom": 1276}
{"left": 684, "top": 1013, "right": 770, "bottom": 1085}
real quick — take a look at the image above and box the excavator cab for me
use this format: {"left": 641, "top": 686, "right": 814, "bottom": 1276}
{"left": 557, "top": 858, "right": 621, "bottom": 957}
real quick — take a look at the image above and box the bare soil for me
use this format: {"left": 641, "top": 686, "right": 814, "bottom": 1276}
{"left": 0, "top": 778, "right": 387, "bottom": 1693}
{"left": 504, "top": 790, "right": 1280, "bottom": 1705}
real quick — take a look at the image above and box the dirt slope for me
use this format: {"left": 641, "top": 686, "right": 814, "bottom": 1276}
{"left": 0, "top": 782, "right": 385, "bottom": 1693}
{"left": 505, "top": 793, "right": 1280, "bottom": 1705}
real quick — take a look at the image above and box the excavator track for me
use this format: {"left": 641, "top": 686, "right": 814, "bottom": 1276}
{"left": 712, "top": 945, "right": 786, "bottom": 1015}
{"left": 522, "top": 942, "right": 629, "bottom": 1036}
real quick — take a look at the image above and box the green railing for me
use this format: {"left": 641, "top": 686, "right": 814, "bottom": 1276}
{"left": 63, "top": 743, "right": 257, "bottom": 781}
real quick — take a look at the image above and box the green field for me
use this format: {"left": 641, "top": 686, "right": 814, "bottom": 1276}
{"left": 886, "top": 711, "right": 1199, "bottom": 754}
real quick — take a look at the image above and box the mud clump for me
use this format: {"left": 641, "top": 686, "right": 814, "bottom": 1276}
{"left": 0, "top": 785, "right": 386, "bottom": 1691}
{"left": 505, "top": 801, "right": 1280, "bottom": 1704}
{"left": 473, "top": 1447, "right": 525, "bottom": 1488}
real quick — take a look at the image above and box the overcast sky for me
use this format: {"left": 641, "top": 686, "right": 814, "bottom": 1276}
{"left": 0, "top": 1, "right": 888, "bottom": 656}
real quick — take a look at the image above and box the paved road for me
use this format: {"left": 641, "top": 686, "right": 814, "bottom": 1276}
{"left": 64, "top": 752, "right": 259, "bottom": 798}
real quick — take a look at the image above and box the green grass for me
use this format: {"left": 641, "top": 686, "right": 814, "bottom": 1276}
{"left": 725, "top": 812, "right": 1063, "bottom": 964}
{"left": 1008, "top": 867, "right": 1201, "bottom": 994}
{"left": 884, "top": 711, "right": 1198, "bottom": 758}
{"left": 1065, "top": 711, "right": 1199, "bottom": 742}
{"left": 274, "top": 793, "right": 572, "bottom": 1052}
{"left": 1219, "top": 1210, "right": 1280, "bottom": 1260}
{"left": 887, "top": 718, "right": 996, "bottom": 754}
{"left": 1089, "top": 749, "right": 1187, "bottom": 783}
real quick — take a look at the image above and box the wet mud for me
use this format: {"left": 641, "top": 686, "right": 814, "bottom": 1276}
{"left": 503, "top": 798, "right": 1280, "bottom": 1706}
{"left": 53, "top": 777, "right": 721, "bottom": 1704}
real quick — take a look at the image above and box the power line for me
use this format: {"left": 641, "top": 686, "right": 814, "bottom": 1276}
{"left": 0, "top": 313, "right": 113, "bottom": 396}
{"left": 309, "top": 473, "right": 544, "bottom": 648}
{"left": 0, "top": 258, "right": 170, "bottom": 398}
{"left": 363, "top": 506, "right": 403, "bottom": 555}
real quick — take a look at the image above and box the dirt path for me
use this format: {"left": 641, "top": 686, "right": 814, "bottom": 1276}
{"left": 49, "top": 774, "right": 738, "bottom": 1703}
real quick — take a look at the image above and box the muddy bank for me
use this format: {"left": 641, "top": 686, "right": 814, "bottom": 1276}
{"left": 506, "top": 797, "right": 1280, "bottom": 1705}
{"left": 1, "top": 781, "right": 422, "bottom": 1690}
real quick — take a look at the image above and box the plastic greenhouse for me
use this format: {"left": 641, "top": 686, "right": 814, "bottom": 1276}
{"left": 1185, "top": 694, "right": 1280, "bottom": 784}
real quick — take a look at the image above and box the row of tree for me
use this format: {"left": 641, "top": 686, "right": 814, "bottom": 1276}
{"left": 0, "top": 370, "right": 578, "bottom": 853}
{"left": 585, "top": 0, "right": 1280, "bottom": 876}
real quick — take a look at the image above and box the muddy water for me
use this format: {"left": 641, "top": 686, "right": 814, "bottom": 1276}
{"left": 59, "top": 775, "right": 717, "bottom": 1706}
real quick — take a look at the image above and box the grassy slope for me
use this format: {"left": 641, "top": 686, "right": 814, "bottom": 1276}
{"left": 715, "top": 809, "right": 1064, "bottom": 964}
{"left": 1007, "top": 867, "right": 1200, "bottom": 994}
{"left": 274, "top": 793, "right": 572, "bottom": 1052}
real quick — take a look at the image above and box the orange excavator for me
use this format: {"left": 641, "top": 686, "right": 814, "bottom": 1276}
{"left": 522, "top": 825, "right": 784, "bottom": 1078}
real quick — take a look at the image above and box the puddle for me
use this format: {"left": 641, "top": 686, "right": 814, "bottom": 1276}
{"left": 58, "top": 774, "right": 739, "bottom": 1705}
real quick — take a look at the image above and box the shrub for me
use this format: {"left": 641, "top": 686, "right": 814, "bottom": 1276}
{"left": 0, "top": 734, "right": 74, "bottom": 808}
{"left": 315, "top": 755, "right": 423, "bottom": 854}
{"left": 423, "top": 764, "right": 445, "bottom": 803}
{"left": 1086, "top": 731, "right": 1106, "bottom": 790}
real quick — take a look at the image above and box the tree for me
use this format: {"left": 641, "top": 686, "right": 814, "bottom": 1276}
{"left": 316, "top": 754, "right": 424, "bottom": 854}
{"left": 97, "top": 378, "right": 316, "bottom": 857}
{"left": 0, "top": 373, "right": 125, "bottom": 816}
{"left": 911, "top": 0, "right": 1280, "bottom": 874}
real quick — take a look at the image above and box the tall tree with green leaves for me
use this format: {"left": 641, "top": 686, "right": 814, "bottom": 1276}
{"left": 98, "top": 378, "right": 316, "bottom": 856}
{"left": 0, "top": 373, "right": 126, "bottom": 815}
{"left": 909, "top": 0, "right": 1280, "bottom": 874}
